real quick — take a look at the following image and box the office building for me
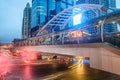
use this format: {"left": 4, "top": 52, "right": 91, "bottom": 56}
{"left": 31, "top": 0, "right": 76, "bottom": 28}
{"left": 31, "top": 0, "right": 47, "bottom": 28}
{"left": 22, "top": 3, "right": 31, "bottom": 39}
{"left": 31, "top": 0, "right": 76, "bottom": 37}
{"left": 76, "top": 0, "right": 117, "bottom": 33}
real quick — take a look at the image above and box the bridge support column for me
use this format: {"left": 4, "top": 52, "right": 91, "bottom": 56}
{"left": 61, "top": 33, "right": 64, "bottom": 44}
{"left": 52, "top": 36, "right": 54, "bottom": 45}
{"left": 90, "top": 48, "right": 120, "bottom": 75}
{"left": 77, "top": 37, "right": 80, "bottom": 44}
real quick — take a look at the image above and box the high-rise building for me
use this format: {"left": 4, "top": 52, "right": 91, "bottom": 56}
{"left": 31, "top": 0, "right": 48, "bottom": 29}
{"left": 55, "top": 0, "right": 75, "bottom": 14}
{"left": 31, "top": 0, "right": 76, "bottom": 29}
{"left": 22, "top": 3, "right": 31, "bottom": 39}
{"left": 47, "top": 0, "right": 56, "bottom": 22}
{"left": 31, "top": 0, "right": 76, "bottom": 37}
{"left": 100, "top": 0, "right": 117, "bottom": 33}
{"left": 101, "top": 0, "right": 116, "bottom": 8}
{"left": 76, "top": 0, "right": 99, "bottom": 5}
{"left": 77, "top": 0, "right": 116, "bottom": 8}
{"left": 76, "top": 0, "right": 117, "bottom": 33}
{"left": 47, "top": 0, "right": 76, "bottom": 21}
{"left": 31, "top": 0, "right": 117, "bottom": 36}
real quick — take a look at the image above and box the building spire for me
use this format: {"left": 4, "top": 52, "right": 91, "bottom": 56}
{"left": 26, "top": 2, "right": 30, "bottom": 7}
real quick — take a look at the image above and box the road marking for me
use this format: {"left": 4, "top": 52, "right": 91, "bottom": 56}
{"left": 39, "top": 62, "right": 80, "bottom": 80}
{"left": 40, "top": 72, "right": 64, "bottom": 80}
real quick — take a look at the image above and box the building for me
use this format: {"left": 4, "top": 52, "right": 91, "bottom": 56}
{"left": 100, "top": 0, "right": 117, "bottom": 33}
{"left": 31, "top": 26, "right": 40, "bottom": 37}
{"left": 76, "top": 0, "right": 118, "bottom": 33}
{"left": 13, "top": 39, "right": 22, "bottom": 46}
{"left": 46, "top": 0, "right": 56, "bottom": 22}
{"left": 31, "top": 0, "right": 76, "bottom": 37}
{"left": 0, "top": 43, "right": 14, "bottom": 49}
{"left": 22, "top": 3, "right": 31, "bottom": 39}
{"left": 31, "top": 0, "right": 47, "bottom": 29}
{"left": 29, "top": 0, "right": 117, "bottom": 37}
{"left": 31, "top": 0, "right": 76, "bottom": 29}
{"left": 76, "top": 0, "right": 116, "bottom": 8}
{"left": 15, "top": 2, "right": 120, "bottom": 46}
{"left": 31, "top": 0, "right": 117, "bottom": 37}
{"left": 55, "top": 0, "right": 75, "bottom": 14}
{"left": 101, "top": 0, "right": 116, "bottom": 8}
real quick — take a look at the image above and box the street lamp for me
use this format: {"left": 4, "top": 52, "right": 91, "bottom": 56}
{"left": 96, "top": 19, "right": 106, "bottom": 42}
{"left": 100, "top": 18, "right": 106, "bottom": 42}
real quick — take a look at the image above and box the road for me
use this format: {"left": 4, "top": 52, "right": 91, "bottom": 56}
{"left": 3, "top": 63, "right": 69, "bottom": 80}
{"left": 0, "top": 49, "right": 120, "bottom": 80}
{"left": 53, "top": 63, "right": 120, "bottom": 80}
{"left": 2, "top": 62, "right": 120, "bottom": 80}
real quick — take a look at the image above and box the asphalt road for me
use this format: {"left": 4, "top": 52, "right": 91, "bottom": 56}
{"left": 53, "top": 63, "right": 120, "bottom": 80}
{"left": 0, "top": 50, "right": 120, "bottom": 80}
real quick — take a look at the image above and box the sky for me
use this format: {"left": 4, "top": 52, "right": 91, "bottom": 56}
{"left": 0, "top": 0, "right": 120, "bottom": 43}
{"left": 0, "top": 0, "right": 31, "bottom": 43}
{"left": 116, "top": 0, "right": 120, "bottom": 8}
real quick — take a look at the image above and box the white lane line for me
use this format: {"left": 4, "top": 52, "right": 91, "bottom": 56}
{"left": 39, "top": 62, "right": 80, "bottom": 80}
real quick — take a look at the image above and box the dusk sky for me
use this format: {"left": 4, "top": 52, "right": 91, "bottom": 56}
{"left": 0, "top": 0, "right": 120, "bottom": 43}
{"left": 0, "top": 0, "right": 31, "bottom": 43}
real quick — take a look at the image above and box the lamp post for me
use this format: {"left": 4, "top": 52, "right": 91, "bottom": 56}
{"left": 100, "top": 18, "right": 106, "bottom": 42}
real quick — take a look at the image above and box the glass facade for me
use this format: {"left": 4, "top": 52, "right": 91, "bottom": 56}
{"left": 31, "top": 0, "right": 76, "bottom": 28}
{"left": 101, "top": 0, "right": 117, "bottom": 33}
{"left": 47, "top": 0, "right": 56, "bottom": 21}
{"left": 76, "top": 0, "right": 85, "bottom": 4}
{"left": 76, "top": 0, "right": 117, "bottom": 33}
{"left": 31, "top": 0, "right": 117, "bottom": 36}
{"left": 101, "top": 0, "right": 116, "bottom": 8}
{"left": 32, "top": 0, "right": 47, "bottom": 28}
{"left": 22, "top": 3, "right": 31, "bottom": 39}
{"left": 85, "top": 0, "right": 99, "bottom": 4}
{"left": 76, "top": 0, "right": 116, "bottom": 8}
{"left": 56, "top": 0, "right": 76, "bottom": 14}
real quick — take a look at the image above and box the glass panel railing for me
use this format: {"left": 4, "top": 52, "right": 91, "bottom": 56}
{"left": 104, "top": 32, "right": 120, "bottom": 49}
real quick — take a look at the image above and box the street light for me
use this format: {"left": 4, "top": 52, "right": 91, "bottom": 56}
{"left": 100, "top": 18, "right": 106, "bottom": 42}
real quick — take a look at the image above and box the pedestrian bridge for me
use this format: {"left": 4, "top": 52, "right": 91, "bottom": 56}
{"left": 14, "top": 4, "right": 120, "bottom": 75}
{"left": 18, "top": 43, "right": 120, "bottom": 75}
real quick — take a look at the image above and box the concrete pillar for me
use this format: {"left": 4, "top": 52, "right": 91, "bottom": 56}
{"left": 60, "top": 33, "right": 64, "bottom": 44}
{"left": 62, "top": 35, "right": 64, "bottom": 44}
{"left": 77, "top": 37, "right": 80, "bottom": 44}
{"left": 38, "top": 38, "right": 41, "bottom": 45}
{"left": 61, "top": 33, "right": 64, "bottom": 44}
{"left": 52, "top": 35, "right": 54, "bottom": 45}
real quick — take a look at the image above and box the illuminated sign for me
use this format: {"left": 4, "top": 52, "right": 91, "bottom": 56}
{"left": 71, "top": 31, "right": 83, "bottom": 38}
{"left": 73, "top": 13, "right": 82, "bottom": 26}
